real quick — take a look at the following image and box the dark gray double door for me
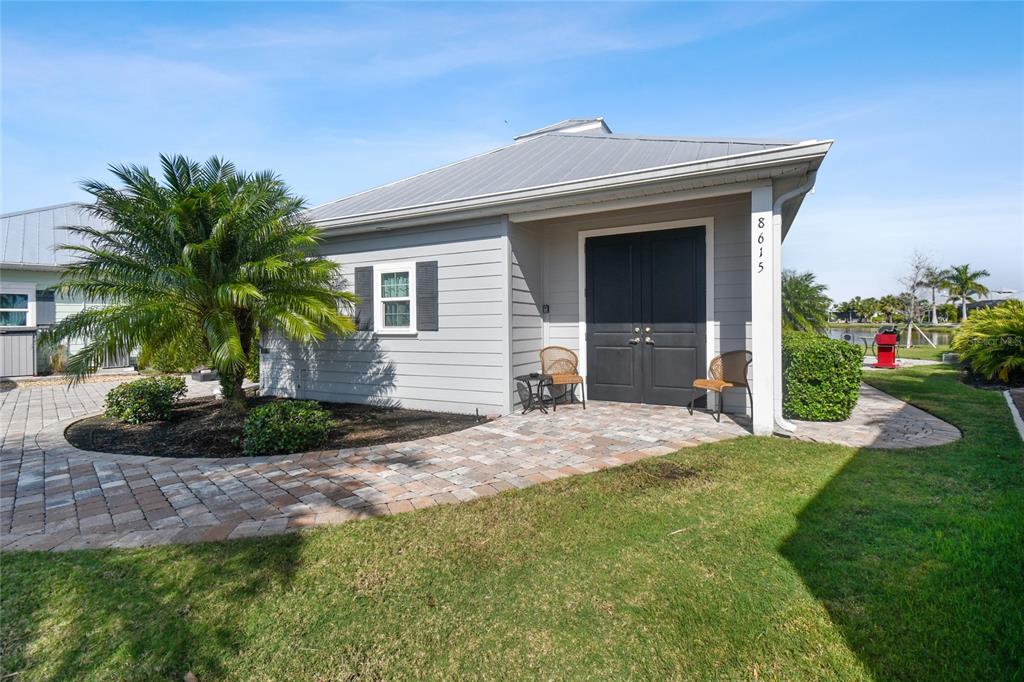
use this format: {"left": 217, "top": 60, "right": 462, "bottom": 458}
{"left": 585, "top": 227, "right": 706, "bottom": 407}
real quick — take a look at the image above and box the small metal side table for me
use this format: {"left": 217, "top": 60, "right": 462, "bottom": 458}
{"left": 514, "top": 373, "right": 553, "bottom": 414}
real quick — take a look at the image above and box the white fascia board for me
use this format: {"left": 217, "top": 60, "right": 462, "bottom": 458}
{"left": 0, "top": 263, "right": 68, "bottom": 272}
{"left": 314, "top": 140, "right": 832, "bottom": 236}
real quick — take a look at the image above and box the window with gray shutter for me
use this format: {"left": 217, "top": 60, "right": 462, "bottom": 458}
{"left": 416, "top": 261, "right": 438, "bottom": 331}
{"left": 354, "top": 266, "right": 373, "bottom": 331}
{"left": 35, "top": 289, "right": 56, "bottom": 327}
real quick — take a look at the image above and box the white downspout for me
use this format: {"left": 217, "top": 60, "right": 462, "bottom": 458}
{"left": 772, "top": 170, "right": 818, "bottom": 434}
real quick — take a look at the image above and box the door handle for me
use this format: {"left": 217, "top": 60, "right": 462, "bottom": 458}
{"left": 644, "top": 336, "right": 654, "bottom": 345}
{"left": 629, "top": 337, "right": 640, "bottom": 345}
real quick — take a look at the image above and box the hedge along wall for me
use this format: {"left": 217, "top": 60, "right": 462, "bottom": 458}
{"left": 783, "top": 332, "right": 864, "bottom": 421}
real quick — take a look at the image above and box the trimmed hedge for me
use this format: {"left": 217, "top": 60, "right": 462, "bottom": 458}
{"left": 783, "top": 332, "right": 863, "bottom": 421}
{"left": 104, "top": 376, "right": 187, "bottom": 424}
{"left": 242, "top": 400, "right": 330, "bottom": 456}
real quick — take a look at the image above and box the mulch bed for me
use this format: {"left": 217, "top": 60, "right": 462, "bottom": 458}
{"left": 65, "top": 396, "right": 484, "bottom": 458}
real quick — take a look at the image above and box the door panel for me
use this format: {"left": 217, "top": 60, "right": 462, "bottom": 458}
{"left": 585, "top": 234, "right": 642, "bottom": 403}
{"left": 641, "top": 227, "right": 705, "bottom": 406}
{"left": 585, "top": 226, "right": 706, "bottom": 407}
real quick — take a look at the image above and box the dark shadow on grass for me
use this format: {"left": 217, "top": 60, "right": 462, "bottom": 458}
{"left": 3, "top": 531, "right": 305, "bottom": 680}
{"left": 780, "top": 368, "right": 1024, "bottom": 680}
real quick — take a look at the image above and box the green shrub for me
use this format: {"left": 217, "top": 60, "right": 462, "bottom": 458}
{"left": 952, "top": 301, "right": 1024, "bottom": 384}
{"left": 138, "top": 332, "right": 208, "bottom": 374}
{"left": 783, "top": 331, "right": 863, "bottom": 421}
{"left": 242, "top": 400, "right": 330, "bottom": 456}
{"left": 104, "top": 376, "right": 187, "bottom": 424}
{"left": 245, "top": 337, "right": 260, "bottom": 383}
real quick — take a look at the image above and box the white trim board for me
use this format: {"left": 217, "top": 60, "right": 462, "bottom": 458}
{"left": 575, "top": 216, "right": 716, "bottom": 397}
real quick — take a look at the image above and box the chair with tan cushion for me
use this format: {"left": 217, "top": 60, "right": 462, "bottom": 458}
{"left": 688, "top": 350, "right": 752, "bottom": 422}
{"left": 539, "top": 346, "right": 586, "bottom": 410}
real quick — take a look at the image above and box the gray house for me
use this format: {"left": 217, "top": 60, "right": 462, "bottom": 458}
{"left": 263, "top": 118, "right": 832, "bottom": 435}
{"left": 0, "top": 203, "right": 125, "bottom": 376}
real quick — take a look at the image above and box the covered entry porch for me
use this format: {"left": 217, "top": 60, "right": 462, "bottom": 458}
{"left": 508, "top": 172, "right": 823, "bottom": 436}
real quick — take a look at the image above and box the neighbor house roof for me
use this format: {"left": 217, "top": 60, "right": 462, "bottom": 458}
{"left": 307, "top": 118, "right": 829, "bottom": 231}
{"left": 0, "top": 203, "right": 107, "bottom": 270}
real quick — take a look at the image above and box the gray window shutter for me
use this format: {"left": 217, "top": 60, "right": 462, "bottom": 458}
{"left": 35, "top": 289, "right": 56, "bottom": 326}
{"left": 354, "top": 266, "right": 373, "bottom": 331}
{"left": 416, "top": 261, "right": 439, "bottom": 331}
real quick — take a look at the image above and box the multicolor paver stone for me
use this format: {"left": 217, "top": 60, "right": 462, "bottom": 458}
{"left": 0, "top": 377, "right": 959, "bottom": 552}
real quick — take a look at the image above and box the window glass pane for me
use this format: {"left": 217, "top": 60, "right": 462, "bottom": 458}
{"left": 0, "top": 311, "right": 28, "bottom": 326}
{"left": 380, "top": 271, "right": 409, "bottom": 299}
{"left": 0, "top": 293, "right": 29, "bottom": 309}
{"left": 383, "top": 301, "right": 411, "bottom": 328}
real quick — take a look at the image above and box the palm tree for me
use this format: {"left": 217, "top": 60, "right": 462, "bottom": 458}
{"left": 878, "top": 295, "right": 901, "bottom": 323}
{"left": 920, "top": 266, "right": 952, "bottom": 324}
{"left": 782, "top": 269, "right": 831, "bottom": 332}
{"left": 943, "top": 264, "right": 991, "bottom": 321}
{"left": 41, "top": 155, "right": 356, "bottom": 403}
{"left": 835, "top": 299, "right": 857, "bottom": 323}
{"left": 859, "top": 296, "right": 880, "bottom": 322}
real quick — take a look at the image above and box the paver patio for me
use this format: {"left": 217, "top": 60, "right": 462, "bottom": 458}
{"left": 0, "top": 377, "right": 958, "bottom": 552}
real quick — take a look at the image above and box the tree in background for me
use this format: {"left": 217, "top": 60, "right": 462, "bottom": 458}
{"left": 41, "top": 155, "right": 357, "bottom": 404}
{"left": 943, "top": 264, "right": 991, "bottom": 321}
{"left": 782, "top": 270, "right": 831, "bottom": 333}
{"left": 878, "top": 295, "right": 901, "bottom": 323}
{"left": 857, "top": 297, "right": 880, "bottom": 323}
{"left": 921, "top": 265, "right": 952, "bottom": 325}
{"left": 936, "top": 302, "right": 959, "bottom": 323}
{"left": 898, "top": 252, "right": 931, "bottom": 339}
{"left": 835, "top": 299, "right": 858, "bottom": 323}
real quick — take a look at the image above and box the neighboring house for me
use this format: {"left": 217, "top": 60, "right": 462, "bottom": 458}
{"left": 262, "top": 118, "right": 832, "bottom": 435}
{"left": 0, "top": 203, "right": 127, "bottom": 377}
{"left": 967, "top": 291, "right": 1019, "bottom": 312}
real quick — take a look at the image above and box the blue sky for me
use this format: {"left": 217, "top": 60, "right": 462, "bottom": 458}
{"left": 2, "top": 1, "right": 1022, "bottom": 300}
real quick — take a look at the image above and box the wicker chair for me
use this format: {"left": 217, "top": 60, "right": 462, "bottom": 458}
{"left": 688, "top": 350, "right": 752, "bottom": 422}
{"left": 539, "top": 346, "right": 586, "bottom": 410}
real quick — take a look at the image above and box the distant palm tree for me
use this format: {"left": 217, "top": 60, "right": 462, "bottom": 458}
{"left": 878, "top": 295, "right": 901, "bottom": 323}
{"left": 41, "top": 155, "right": 357, "bottom": 403}
{"left": 920, "top": 266, "right": 952, "bottom": 325}
{"left": 943, "top": 264, "right": 991, "bottom": 321}
{"left": 782, "top": 270, "right": 831, "bottom": 332}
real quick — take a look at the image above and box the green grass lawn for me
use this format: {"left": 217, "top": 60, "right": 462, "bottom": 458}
{"left": 3, "top": 366, "right": 1022, "bottom": 681}
{"left": 893, "top": 343, "right": 950, "bottom": 361}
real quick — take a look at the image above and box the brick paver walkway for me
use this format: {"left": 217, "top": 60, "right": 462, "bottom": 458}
{"left": 791, "top": 384, "right": 961, "bottom": 449}
{"left": 1, "top": 379, "right": 752, "bottom": 552}
{"left": 0, "top": 378, "right": 959, "bottom": 552}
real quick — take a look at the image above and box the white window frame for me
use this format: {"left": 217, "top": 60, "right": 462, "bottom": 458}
{"left": 0, "top": 283, "right": 36, "bottom": 329}
{"left": 373, "top": 262, "right": 417, "bottom": 335}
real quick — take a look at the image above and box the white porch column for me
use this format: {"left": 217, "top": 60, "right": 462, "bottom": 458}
{"left": 750, "top": 184, "right": 776, "bottom": 435}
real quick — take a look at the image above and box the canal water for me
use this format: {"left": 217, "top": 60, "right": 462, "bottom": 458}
{"left": 827, "top": 327, "right": 953, "bottom": 348}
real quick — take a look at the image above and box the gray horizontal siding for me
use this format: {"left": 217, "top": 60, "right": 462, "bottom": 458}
{"left": 524, "top": 193, "right": 752, "bottom": 414}
{"left": 261, "top": 217, "right": 509, "bottom": 415}
{"left": 508, "top": 223, "right": 544, "bottom": 409}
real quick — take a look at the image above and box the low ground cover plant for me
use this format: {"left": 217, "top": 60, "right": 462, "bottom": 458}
{"left": 783, "top": 331, "right": 863, "bottom": 420}
{"left": 242, "top": 400, "right": 330, "bottom": 456}
{"left": 952, "top": 300, "right": 1024, "bottom": 384}
{"left": 104, "top": 376, "right": 187, "bottom": 424}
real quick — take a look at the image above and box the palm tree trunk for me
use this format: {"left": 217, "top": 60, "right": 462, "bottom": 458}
{"left": 961, "top": 299, "right": 968, "bottom": 322}
{"left": 930, "top": 288, "right": 938, "bottom": 325}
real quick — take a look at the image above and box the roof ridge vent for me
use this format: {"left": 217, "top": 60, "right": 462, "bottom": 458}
{"left": 514, "top": 118, "right": 611, "bottom": 141}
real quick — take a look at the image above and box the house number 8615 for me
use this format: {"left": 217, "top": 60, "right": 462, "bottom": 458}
{"left": 756, "top": 217, "right": 766, "bottom": 273}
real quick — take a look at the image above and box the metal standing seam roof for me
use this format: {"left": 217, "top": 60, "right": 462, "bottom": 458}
{"left": 305, "top": 128, "right": 803, "bottom": 224}
{"left": 0, "top": 203, "right": 108, "bottom": 268}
